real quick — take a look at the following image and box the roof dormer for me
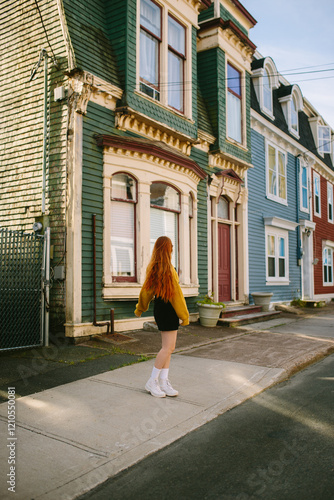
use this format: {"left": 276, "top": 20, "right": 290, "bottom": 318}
{"left": 251, "top": 57, "right": 279, "bottom": 120}
{"left": 278, "top": 84, "right": 303, "bottom": 138}
{"left": 308, "top": 116, "right": 332, "bottom": 157}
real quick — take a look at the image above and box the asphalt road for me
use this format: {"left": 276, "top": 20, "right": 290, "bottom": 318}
{"left": 79, "top": 354, "right": 334, "bottom": 500}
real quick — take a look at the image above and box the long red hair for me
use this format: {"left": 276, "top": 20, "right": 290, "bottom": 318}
{"left": 142, "top": 236, "right": 176, "bottom": 302}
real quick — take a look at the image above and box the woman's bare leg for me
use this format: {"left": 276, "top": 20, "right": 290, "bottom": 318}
{"left": 154, "top": 330, "right": 177, "bottom": 369}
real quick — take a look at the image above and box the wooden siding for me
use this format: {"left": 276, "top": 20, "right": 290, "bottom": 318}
{"left": 249, "top": 130, "right": 302, "bottom": 302}
{"left": 0, "top": 0, "right": 68, "bottom": 328}
{"left": 312, "top": 172, "right": 334, "bottom": 295}
{"left": 62, "top": 0, "right": 121, "bottom": 87}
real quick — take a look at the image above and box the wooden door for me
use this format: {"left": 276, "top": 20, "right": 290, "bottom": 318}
{"left": 218, "top": 223, "right": 231, "bottom": 302}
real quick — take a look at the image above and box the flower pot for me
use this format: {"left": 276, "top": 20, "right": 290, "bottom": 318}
{"left": 197, "top": 303, "right": 224, "bottom": 327}
{"left": 251, "top": 292, "right": 273, "bottom": 312}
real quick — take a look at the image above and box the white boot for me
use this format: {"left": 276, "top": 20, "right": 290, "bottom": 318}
{"left": 160, "top": 379, "right": 178, "bottom": 397}
{"left": 145, "top": 378, "right": 166, "bottom": 398}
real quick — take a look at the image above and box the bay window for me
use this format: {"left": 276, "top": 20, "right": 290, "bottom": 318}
{"left": 227, "top": 63, "right": 242, "bottom": 143}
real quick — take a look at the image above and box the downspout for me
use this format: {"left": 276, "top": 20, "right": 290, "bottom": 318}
{"left": 92, "top": 214, "right": 111, "bottom": 334}
{"left": 296, "top": 156, "right": 303, "bottom": 296}
{"left": 42, "top": 51, "right": 48, "bottom": 214}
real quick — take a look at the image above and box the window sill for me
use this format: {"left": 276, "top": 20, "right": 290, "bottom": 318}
{"left": 260, "top": 107, "right": 275, "bottom": 121}
{"left": 266, "top": 280, "right": 290, "bottom": 286}
{"left": 102, "top": 283, "right": 200, "bottom": 300}
{"left": 266, "top": 195, "right": 288, "bottom": 206}
{"left": 225, "top": 137, "right": 248, "bottom": 152}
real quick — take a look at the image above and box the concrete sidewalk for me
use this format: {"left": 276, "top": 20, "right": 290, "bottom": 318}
{"left": 1, "top": 308, "right": 334, "bottom": 500}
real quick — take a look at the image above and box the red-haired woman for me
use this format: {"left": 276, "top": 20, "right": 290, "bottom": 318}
{"left": 134, "top": 236, "right": 189, "bottom": 397}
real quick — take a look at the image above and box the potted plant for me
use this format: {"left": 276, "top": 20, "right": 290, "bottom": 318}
{"left": 197, "top": 293, "right": 225, "bottom": 327}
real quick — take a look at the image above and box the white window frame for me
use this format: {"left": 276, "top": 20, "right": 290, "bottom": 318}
{"left": 102, "top": 151, "right": 199, "bottom": 299}
{"left": 318, "top": 126, "right": 331, "bottom": 154}
{"left": 266, "top": 140, "right": 288, "bottom": 205}
{"left": 265, "top": 226, "right": 289, "bottom": 285}
{"left": 300, "top": 162, "right": 309, "bottom": 213}
{"left": 137, "top": 0, "right": 192, "bottom": 118}
{"left": 323, "top": 245, "right": 333, "bottom": 286}
{"left": 314, "top": 171, "right": 321, "bottom": 217}
{"left": 328, "top": 182, "right": 334, "bottom": 223}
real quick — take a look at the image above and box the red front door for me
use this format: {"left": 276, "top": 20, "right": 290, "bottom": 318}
{"left": 218, "top": 223, "right": 231, "bottom": 302}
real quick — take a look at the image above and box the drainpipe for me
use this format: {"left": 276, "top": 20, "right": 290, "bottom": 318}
{"left": 296, "top": 156, "right": 302, "bottom": 264}
{"left": 42, "top": 50, "right": 48, "bottom": 214}
{"left": 92, "top": 214, "right": 110, "bottom": 334}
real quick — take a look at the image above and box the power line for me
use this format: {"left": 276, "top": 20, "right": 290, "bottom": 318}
{"left": 33, "top": 0, "right": 58, "bottom": 68}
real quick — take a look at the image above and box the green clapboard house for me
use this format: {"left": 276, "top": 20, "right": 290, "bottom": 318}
{"left": 0, "top": 0, "right": 257, "bottom": 341}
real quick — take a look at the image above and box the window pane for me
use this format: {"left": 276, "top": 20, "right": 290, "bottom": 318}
{"left": 111, "top": 174, "right": 136, "bottom": 201}
{"left": 189, "top": 194, "right": 193, "bottom": 217}
{"left": 227, "top": 91, "right": 241, "bottom": 142}
{"left": 279, "top": 258, "right": 285, "bottom": 277}
{"left": 291, "top": 97, "right": 298, "bottom": 131}
{"left": 111, "top": 201, "right": 135, "bottom": 276}
{"left": 150, "top": 183, "right": 180, "bottom": 211}
{"left": 263, "top": 70, "right": 272, "bottom": 111}
{"left": 268, "top": 256, "right": 275, "bottom": 277}
{"left": 268, "top": 146, "right": 276, "bottom": 196}
{"left": 140, "top": 30, "right": 159, "bottom": 86}
{"left": 218, "top": 197, "right": 229, "bottom": 219}
{"left": 267, "top": 235, "right": 275, "bottom": 256}
{"left": 302, "top": 187, "right": 308, "bottom": 209}
{"left": 140, "top": 0, "right": 161, "bottom": 37}
{"left": 278, "top": 152, "right": 286, "bottom": 199}
{"left": 319, "top": 126, "right": 331, "bottom": 154}
{"left": 227, "top": 64, "right": 241, "bottom": 96}
{"left": 168, "top": 16, "right": 185, "bottom": 55}
{"left": 278, "top": 237, "right": 285, "bottom": 257}
{"left": 168, "top": 51, "right": 183, "bottom": 111}
{"left": 150, "top": 207, "right": 178, "bottom": 268}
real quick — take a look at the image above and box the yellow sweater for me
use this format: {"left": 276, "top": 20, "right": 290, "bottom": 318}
{"left": 134, "top": 267, "right": 189, "bottom": 326}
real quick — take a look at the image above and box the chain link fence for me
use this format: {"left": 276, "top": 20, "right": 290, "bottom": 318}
{"left": 0, "top": 228, "right": 49, "bottom": 351}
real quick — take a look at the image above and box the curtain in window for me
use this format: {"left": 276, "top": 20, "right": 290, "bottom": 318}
{"left": 140, "top": 30, "right": 158, "bottom": 86}
{"left": 268, "top": 145, "right": 276, "bottom": 196}
{"left": 278, "top": 151, "right": 286, "bottom": 199}
{"left": 111, "top": 201, "right": 135, "bottom": 276}
{"left": 168, "top": 51, "right": 183, "bottom": 111}
{"left": 150, "top": 207, "right": 178, "bottom": 268}
{"left": 227, "top": 92, "right": 241, "bottom": 143}
{"left": 141, "top": 0, "right": 160, "bottom": 36}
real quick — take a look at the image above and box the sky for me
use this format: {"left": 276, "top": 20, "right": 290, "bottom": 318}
{"left": 243, "top": 0, "right": 334, "bottom": 129}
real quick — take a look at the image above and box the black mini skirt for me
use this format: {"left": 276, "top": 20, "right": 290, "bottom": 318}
{"left": 153, "top": 297, "right": 179, "bottom": 331}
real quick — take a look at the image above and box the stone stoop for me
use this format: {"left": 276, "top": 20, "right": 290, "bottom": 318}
{"left": 218, "top": 304, "right": 282, "bottom": 327}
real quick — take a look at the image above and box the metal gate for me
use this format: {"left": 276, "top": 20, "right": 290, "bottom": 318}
{"left": 0, "top": 228, "right": 50, "bottom": 351}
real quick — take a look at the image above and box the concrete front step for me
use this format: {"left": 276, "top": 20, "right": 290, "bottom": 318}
{"left": 218, "top": 310, "right": 282, "bottom": 327}
{"left": 221, "top": 305, "right": 262, "bottom": 318}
